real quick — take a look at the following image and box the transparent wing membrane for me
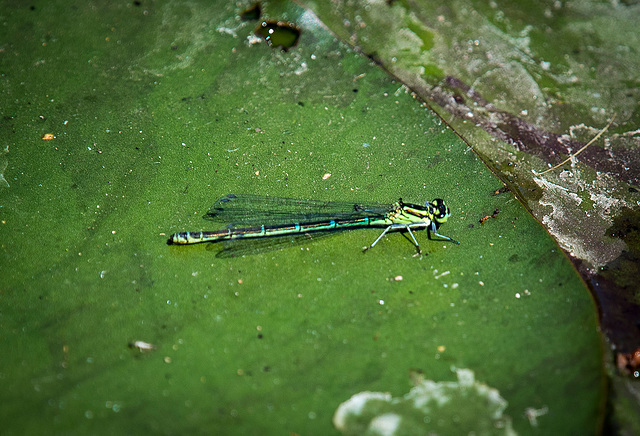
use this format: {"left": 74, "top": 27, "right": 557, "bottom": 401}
{"left": 205, "top": 194, "right": 391, "bottom": 227}
{"left": 209, "top": 230, "right": 340, "bottom": 258}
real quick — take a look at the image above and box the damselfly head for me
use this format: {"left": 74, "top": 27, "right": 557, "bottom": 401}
{"left": 429, "top": 199, "right": 451, "bottom": 224}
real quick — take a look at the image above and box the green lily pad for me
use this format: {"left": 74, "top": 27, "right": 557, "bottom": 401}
{"left": 0, "top": 1, "right": 604, "bottom": 434}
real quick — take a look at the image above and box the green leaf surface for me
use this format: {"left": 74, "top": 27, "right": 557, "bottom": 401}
{"left": 0, "top": 1, "right": 604, "bottom": 434}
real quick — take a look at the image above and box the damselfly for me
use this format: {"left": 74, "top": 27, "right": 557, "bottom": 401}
{"left": 168, "top": 194, "right": 459, "bottom": 255}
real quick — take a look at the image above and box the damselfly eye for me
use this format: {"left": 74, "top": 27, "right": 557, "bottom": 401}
{"left": 431, "top": 199, "right": 451, "bottom": 222}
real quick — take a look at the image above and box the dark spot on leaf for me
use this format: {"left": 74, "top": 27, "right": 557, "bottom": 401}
{"left": 254, "top": 20, "right": 301, "bottom": 51}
